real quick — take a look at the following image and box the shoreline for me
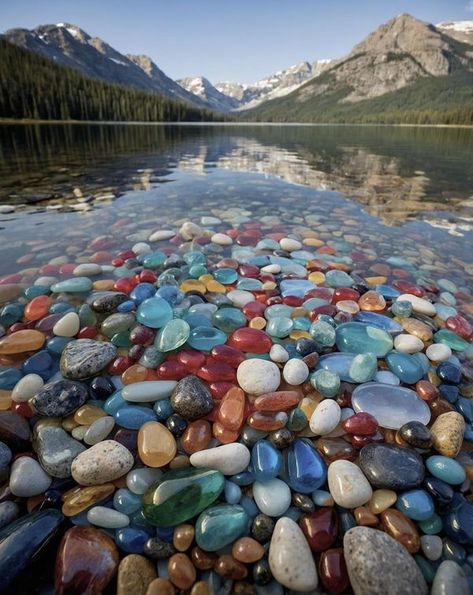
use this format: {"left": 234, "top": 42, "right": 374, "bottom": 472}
{"left": 1, "top": 118, "right": 473, "bottom": 129}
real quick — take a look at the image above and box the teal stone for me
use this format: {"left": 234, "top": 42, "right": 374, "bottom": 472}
{"left": 287, "top": 408, "right": 308, "bottom": 432}
{"left": 349, "top": 353, "right": 378, "bottom": 383}
{"left": 396, "top": 489, "right": 434, "bottom": 521}
{"left": 139, "top": 346, "right": 166, "bottom": 368}
{"left": 426, "top": 455, "right": 466, "bottom": 485}
{"left": 136, "top": 297, "right": 173, "bottom": 329}
{"left": 189, "top": 264, "right": 208, "bottom": 278}
{"left": 113, "top": 488, "right": 142, "bottom": 514}
{"left": 78, "top": 304, "right": 96, "bottom": 326}
{"left": 292, "top": 317, "right": 311, "bottom": 331}
{"left": 101, "top": 313, "right": 135, "bottom": 338}
{"left": 310, "top": 369, "right": 340, "bottom": 397}
{"left": 414, "top": 555, "right": 437, "bottom": 583}
{"left": 438, "top": 278, "right": 458, "bottom": 293}
{"left": 214, "top": 268, "right": 238, "bottom": 285}
{"left": 303, "top": 298, "right": 330, "bottom": 310}
{"left": 434, "top": 329, "right": 469, "bottom": 352}
{"left": 310, "top": 320, "right": 336, "bottom": 347}
{"left": 212, "top": 308, "right": 247, "bottom": 333}
{"left": 24, "top": 286, "right": 50, "bottom": 299}
{"left": 104, "top": 390, "right": 126, "bottom": 415}
{"left": 141, "top": 251, "right": 166, "bottom": 268}
{"left": 183, "top": 251, "right": 206, "bottom": 265}
{"left": 325, "top": 270, "right": 354, "bottom": 288}
{"left": 434, "top": 304, "right": 457, "bottom": 321}
{"left": 113, "top": 266, "right": 135, "bottom": 278}
{"left": 265, "top": 304, "right": 293, "bottom": 319}
{"left": 386, "top": 352, "right": 424, "bottom": 384}
{"left": 51, "top": 277, "right": 93, "bottom": 293}
{"left": 256, "top": 239, "right": 279, "bottom": 250}
{"left": 390, "top": 300, "right": 413, "bottom": 318}
{"left": 111, "top": 331, "right": 133, "bottom": 348}
{"left": 237, "top": 278, "right": 262, "bottom": 291}
{"left": 418, "top": 513, "right": 443, "bottom": 535}
{"left": 266, "top": 317, "right": 293, "bottom": 338}
{"left": 142, "top": 468, "right": 225, "bottom": 527}
{"left": 50, "top": 302, "right": 74, "bottom": 314}
{"left": 195, "top": 504, "right": 249, "bottom": 551}
{"left": 0, "top": 303, "right": 23, "bottom": 326}
{"left": 187, "top": 326, "right": 227, "bottom": 351}
{"left": 336, "top": 322, "right": 393, "bottom": 357}
{"left": 155, "top": 319, "right": 190, "bottom": 352}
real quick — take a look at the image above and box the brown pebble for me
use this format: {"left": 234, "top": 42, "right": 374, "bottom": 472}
{"left": 415, "top": 380, "right": 439, "bottom": 402}
{"left": 191, "top": 546, "right": 217, "bottom": 570}
{"left": 173, "top": 523, "right": 195, "bottom": 551}
{"left": 145, "top": 578, "right": 175, "bottom": 595}
{"left": 232, "top": 537, "right": 265, "bottom": 563}
{"left": 380, "top": 508, "right": 420, "bottom": 553}
{"left": 354, "top": 506, "right": 379, "bottom": 526}
{"left": 168, "top": 553, "right": 196, "bottom": 590}
{"left": 215, "top": 554, "right": 248, "bottom": 580}
{"left": 190, "top": 582, "right": 212, "bottom": 595}
{"left": 117, "top": 554, "right": 157, "bottom": 595}
{"left": 429, "top": 398, "right": 455, "bottom": 419}
{"left": 430, "top": 411, "right": 465, "bottom": 457}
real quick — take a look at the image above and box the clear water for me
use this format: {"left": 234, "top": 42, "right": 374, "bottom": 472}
{"left": 0, "top": 123, "right": 472, "bottom": 287}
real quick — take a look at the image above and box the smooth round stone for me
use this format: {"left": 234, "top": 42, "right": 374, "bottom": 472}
{"left": 117, "top": 554, "right": 157, "bottom": 595}
{"left": 431, "top": 560, "right": 469, "bottom": 595}
{"left": 280, "top": 237, "right": 302, "bottom": 251}
{"left": 114, "top": 489, "right": 142, "bottom": 515}
{"left": 396, "top": 490, "right": 434, "bottom": 521}
{"left": 73, "top": 263, "right": 102, "bottom": 276}
{"left": 359, "top": 444, "right": 425, "bottom": 490}
{"left": 31, "top": 379, "right": 88, "bottom": 417}
{"left": 0, "top": 329, "right": 46, "bottom": 355}
{"left": 394, "top": 334, "right": 424, "bottom": 353}
{"left": 115, "top": 406, "right": 157, "bottom": 429}
{"left": 53, "top": 312, "right": 80, "bottom": 337}
{"left": 213, "top": 308, "right": 246, "bottom": 333}
{"left": 269, "top": 517, "right": 318, "bottom": 592}
{"left": 136, "top": 297, "right": 173, "bottom": 329}
{"left": 309, "top": 400, "right": 341, "bottom": 435}
{"left": 352, "top": 383, "right": 431, "bottom": 429}
{"left": 426, "top": 343, "right": 452, "bottom": 362}
{"left": 344, "top": 527, "right": 428, "bottom": 595}
{"left": 420, "top": 535, "right": 443, "bottom": 561}
{"left": 51, "top": 277, "right": 93, "bottom": 293}
{"left": 385, "top": 352, "right": 424, "bottom": 384}
{"left": 227, "top": 290, "right": 255, "bottom": 308}
{"left": 11, "top": 373, "right": 44, "bottom": 402}
{"left": 311, "top": 369, "right": 340, "bottom": 398}
{"left": 87, "top": 506, "right": 130, "bottom": 529}
{"left": 190, "top": 443, "right": 250, "bottom": 475}
{"left": 84, "top": 416, "right": 115, "bottom": 445}
{"left": 328, "top": 460, "right": 372, "bottom": 508}
{"left": 33, "top": 423, "right": 86, "bottom": 477}
{"left": 71, "top": 440, "right": 134, "bottom": 486}
{"left": 149, "top": 229, "right": 175, "bottom": 241}
{"left": 9, "top": 456, "right": 52, "bottom": 497}
{"left": 170, "top": 375, "right": 214, "bottom": 419}
{"left": 399, "top": 421, "right": 432, "bottom": 449}
{"left": 266, "top": 317, "right": 293, "bottom": 338}
{"left": 310, "top": 320, "right": 336, "bottom": 347}
{"left": 211, "top": 233, "right": 233, "bottom": 245}
{"left": 269, "top": 344, "right": 289, "bottom": 363}
{"left": 287, "top": 439, "right": 327, "bottom": 494}
{"left": 426, "top": 455, "right": 466, "bottom": 485}
{"left": 237, "top": 359, "right": 280, "bottom": 396}
{"left": 122, "top": 381, "right": 177, "bottom": 403}
{"left": 349, "top": 353, "right": 377, "bottom": 383}
{"left": 60, "top": 339, "right": 117, "bottom": 380}
{"left": 355, "top": 311, "right": 403, "bottom": 335}
{"left": 336, "top": 323, "right": 393, "bottom": 357}
{"left": 143, "top": 468, "right": 224, "bottom": 527}
{"left": 317, "top": 352, "right": 356, "bottom": 382}
{"left": 195, "top": 504, "right": 249, "bottom": 551}
{"left": 325, "top": 270, "right": 353, "bottom": 288}
{"left": 434, "top": 329, "right": 469, "bottom": 352}
{"left": 187, "top": 326, "right": 227, "bottom": 351}
{"left": 155, "top": 319, "right": 190, "bottom": 352}
{"left": 253, "top": 478, "right": 291, "bottom": 517}
{"left": 138, "top": 421, "right": 177, "bottom": 468}
{"left": 430, "top": 412, "right": 464, "bottom": 457}
{"left": 397, "top": 294, "right": 436, "bottom": 316}
{"left": 126, "top": 468, "right": 162, "bottom": 495}
{"left": 282, "top": 358, "right": 309, "bottom": 385}
{"left": 444, "top": 495, "right": 473, "bottom": 545}
{"left": 251, "top": 439, "right": 282, "bottom": 481}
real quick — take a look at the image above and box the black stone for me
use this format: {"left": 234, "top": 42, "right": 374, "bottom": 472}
{"left": 399, "top": 421, "right": 433, "bottom": 449}
{"left": 89, "top": 376, "right": 115, "bottom": 400}
{"left": 144, "top": 536, "right": 176, "bottom": 559}
{"left": 31, "top": 379, "right": 88, "bottom": 417}
{"left": 170, "top": 375, "right": 214, "bottom": 420}
{"left": 252, "top": 558, "right": 273, "bottom": 585}
{"left": 0, "top": 411, "right": 31, "bottom": 451}
{"left": 269, "top": 428, "right": 294, "bottom": 449}
{"left": 444, "top": 494, "right": 473, "bottom": 546}
{"left": 90, "top": 292, "right": 129, "bottom": 313}
{"left": 251, "top": 514, "right": 274, "bottom": 543}
{"left": 292, "top": 493, "right": 315, "bottom": 514}
{"left": 166, "top": 413, "right": 187, "bottom": 437}
{"left": 423, "top": 476, "right": 454, "bottom": 508}
{"left": 359, "top": 443, "right": 425, "bottom": 490}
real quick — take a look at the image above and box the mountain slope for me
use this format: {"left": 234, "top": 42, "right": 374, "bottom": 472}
{"left": 436, "top": 21, "right": 473, "bottom": 44}
{"left": 177, "top": 77, "right": 240, "bottom": 111}
{"left": 3, "top": 23, "right": 208, "bottom": 108}
{"left": 245, "top": 14, "right": 473, "bottom": 124}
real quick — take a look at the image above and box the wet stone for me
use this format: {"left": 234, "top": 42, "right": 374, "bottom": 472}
{"left": 33, "top": 423, "right": 86, "bottom": 477}
{"left": 117, "top": 554, "right": 157, "bottom": 595}
{"left": 359, "top": 444, "right": 425, "bottom": 490}
{"left": 170, "top": 375, "right": 214, "bottom": 420}
{"left": 71, "top": 439, "right": 134, "bottom": 485}
{"left": 30, "top": 379, "right": 88, "bottom": 417}
{"left": 60, "top": 339, "right": 117, "bottom": 379}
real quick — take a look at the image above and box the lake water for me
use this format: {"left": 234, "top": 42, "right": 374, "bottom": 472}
{"left": 0, "top": 123, "right": 472, "bottom": 289}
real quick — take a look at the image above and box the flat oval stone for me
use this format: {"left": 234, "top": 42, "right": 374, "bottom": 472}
{"left": 394, "top": 334, "right": 424, "bottom": 353}
{"left": 431, "top": 560, "right": 469, "bottom": 595}
{"left": 190, "top": 443, "right": 250, "bottom": 475}
{"left": 51, "top": 277, "right": 93, "bottom": 293}
{"left": 380, "top": 508, "right": 420, "bottom": 553}
{"left": 430, "top": 412, "right": 465, "bottom": 457}
{"left": 117, "top": 554, "right": 157, "bottom": 595}
{"left": 138, "top": 421, "right": 177, "bottom": 468}
{"left": 11, "top": 373, "right": 44, "bottom": 402}
{"left": 397, "top": 294, "right": 436, "bottom": 316}
{"left": 0, "top": 329, "right": 45, "bottom": 355}
{"left": 84, "top": 416, "right": 115, "bottom": 445}
{"left": 136, "top": 297, "right": 173, "bottom": 329}
{"left": 195, "top": 504, "right": 249, "bottom": 551}
{"left": 53, "top": 312, "right": 80, "bottom": 337}
{"left": 336, "top": 323, "right": 393, "bottom": 357}
{"left": 287, "top": 439, "right": 327, "bottom": 494}
{"left": 343, "top": 526, "right": 427, "bottom": 595}
{"left": 31, "top": 379, "right": 88, "bottom": 417}
{"left": 87, "top": 506, "right": 130, "bottom": 529}
{"left": 253, "top": 478, "right": 291, "bottom": 517}
{"left": 420, "top": 535, "right": 443, "bottom": 561}
{"left": 317, "top": 352, "right": 357, "bottom": 382}
{"left": 60, "top": 339, "right": 117, "bottom": 379}
{"left": 386, "top": 352, "right": 425, "bottom": 384}
{"left": 9, "top": 456, "right": 52, "bottom": 497}
{"left": 426, "top": 455, "right": 466, "bottom": 485}
{"left": 71, "top": 440, "right": 134, "bottom": 485}
{"left": 55, "top": 526, "right": 119, "bottom": 595}
{"left": 396, "top": 489, "right": 434, "bottom": 521}
{"left": 352, "top": 383, "right": 431, "bottom": 429}
{"left": 269, "top": 517, "right": 318, "bottom": 592}
{"left": 122, "top": 381, "right": 177, "bottom": 403}
{"left": 309, "top": 400, "right": 341, "bottom": 435}
{"left": 33, "top": 423, "right": 86, "bottom": 477}
{"left": 143, "top": 468, "right": 224, "bottom": 527}
{"left": 155, "top": 319, "right": 190, "bottom": 352}
{"left": 237, "top": 359, "right": 281, "bottom": 395}
{"left": 359, "top": 444, "right": 425, "bottom": 490}
{"left": 170, "top": 375, "right": 214, "bottom": 419}
{"left": 328, "top": 460, "right": 372, "bottom": 508}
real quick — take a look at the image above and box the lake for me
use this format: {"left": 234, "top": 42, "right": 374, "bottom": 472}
{"left": 0, "top": 123, "right": 472, "bottom": 289}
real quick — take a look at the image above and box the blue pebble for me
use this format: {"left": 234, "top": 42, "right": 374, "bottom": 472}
{"left": 0, "top": 367, "right": 22, "bottom": 390}
{"left": 49, "top": 302, "right": 75, "bottom": 314}
{"left": 113, "top": 488, "right": 142, "bottom": 515}
{"left": 0, "top": 303, "right": 24, "bottom": 326}
{"left": 130, "top": 283, "right": 156, "bottom": 304}
{"left": 396, "top": 489, "right": 435, "bottom": 521}
{"left": 104, "top": 390, "right": 127, "bottom": 415}
{"left": 286, "top": 439, "right": 327, "bottom": 494}
{"left": 22, "top": 350, "right": 57, "bottom": 380}
{"left": 239, "top": 495, "right": 259, "bottom": 518}
{"left": 426, "top": 455, "right": 466, "bottom": 485}
{"left": 444, "top": 494, "right": 473, "bottom": 545}
{"left": 117, "top": 300, "right": 135, "bottom": 312}
{"left": 230, "top": 472, "right": 254, "bottom": 486}
{"left": 115, "top": 527, "right": 149, "bottom": 553}
{"left": 46, "top": 336, "right": 73, "bottom": 355}
{"left": 114, "top": 405, "right": 157, "bottom": 429}
{"left": 251, "top": 440, "right": 282, "bottom": 482}
{"left": 456, "top": 397, "right": 473, "bottom": 423}
{"left": 224, "top": 481, "right": 242, "bottom": 504}
{"left": 153, "top": 399, "right": 173, "bottom": 421}
{"left": 439, "top": 384, "right": 459, "bottom": 404}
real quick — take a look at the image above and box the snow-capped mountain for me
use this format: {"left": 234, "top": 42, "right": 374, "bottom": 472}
{"left": 436, "top": 20, "right": 473, "bottom": 44}
{"left": 177, "top": 77, "right": 240, "bottom": 111}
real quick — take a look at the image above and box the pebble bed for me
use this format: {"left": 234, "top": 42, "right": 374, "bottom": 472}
{"left": 0, "top": 212, "right": 472, "bottom": 595}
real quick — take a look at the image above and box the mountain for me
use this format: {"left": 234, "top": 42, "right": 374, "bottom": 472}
{"left": 245, "top": 14, "right": 473, "bottom": 124}
{"left": 177, "top": 77, "right": 240, "bottom": 111}
{"left": 3, "top": 23, "right": 208, "bottom": 108}
{"left": 436, "top": 20, "right": 473, "bottom": 44}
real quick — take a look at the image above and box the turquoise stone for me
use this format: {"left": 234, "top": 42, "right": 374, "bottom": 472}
{"left": 292, "top": 317, "right": 311, "bottom": 331}
{"left": 183, "top": 251, "right": 206, "bottom": 265}
{"left": 195, "top": 504, "right": 249, "bottom": 551}
{"left": 354, "top": 312, "right": 403, "bottom": 335}
{"left": 414, "top": 555, "right": 436, "bottom": 583}
{"left": 24, "top": 286, "right": 50, "bottom": 299}
{"left": 187, "top": 326, "right": 226, "bottom": 351}
{"left": 325, "top": 270, "right": 354, "bottom": 288}
{"left": 51, "top": 277, "right": 93, "bottom": 293}
{"left": 348, "top": 352, "right": 377, "bottom": 383}
{"left": 0, "top": 303, "right": 23, "bottom": 326}
{"left": 310, "top": 369, "right": 340, "bottom": 397}
{"left": 286, "top": 439, "right": 327, "bottom": 494}
{"left": 266, "top": 317, "right": 293, "bottom": 338}
{"left": 101, "top": 313, "right": 135, "bottom": 338}
{"left": 155, "top": 319, "right": 190, "bottom": 352}
{"left": 78, "top": 304, "right": 96, "bottom": 326}
{"left": 224, "top": 481, "right": 242, "bottom": 504}
{"left": 396, "top": 489, "right": 434, "bottom": 521}
{"left": 336, "top": 322, "right": 393, "bottom": 357}
{"left": 136, "top": 297, "right": 173, "bottom": 329}
{"left": 434, "top": 329, "right": 469, "bottom": 352}
{"left": 256, "top": 239, "right": 279, "bottom": 250}
{"left": 143, "top": 468, "right": 225, "bottom": 527}
{"left": 316, "top": 352, "right": 356, "bottom": 382}
{"left": 310, "top": 320, "right": 336, "bottom": 347}
{"left": 390, "top": 300, "right": 412, "bottom": 318}
{"left": 114, "top": 405, "right": 157, "bottom": 429}
{"left": 189, "top": 264, "right": 208, "bottom": 278}
{"left": 141, "top": 251, "right": 166, "bottom": 268}
{"left": 237, "top": 278, "right": 262, "bottom": 291}
{"left": 46, "top": 336, "right": 73, "bottom": 354}
{"left": 418, "top": 513, "right": 443, "bottom": 535}
{"left": 280, "top": 279, "right": 315, "bottom": 297}
{"left": 214, "top": 268, "right": 238, "bottom": 284}
{"left": 212, "top": 308, "right": 247, "bottom": 333}
{"left": 111, "top": 331, "right": 133, "bottom": 348}
{"left": 303, "top": 297, "right": 330, "bottom": 310}
{"left": 251, "top": 439, "right": 282, "bottom": 482}
{"left": 50, "top": 302, "right": 75, "bottom": 314}
{"left": 434, "top": 304, "right": 457, "bottom": 321}
{"left": 386, "top": 351, "right": 424, "bottom": 384}
{"left": 375, "top": 284, "right": 400, "bottom": 300}
{"left": 98, "top": 391, "right": 125, "bottom": 416}
{"left": 265, "top": 304, "right": 293, "bottom": 319}
{"left": 426, "top": 455, "right": 466, "bottom": 485}
{"left": 113, "top": 488, "right": 142, "bottom": 514}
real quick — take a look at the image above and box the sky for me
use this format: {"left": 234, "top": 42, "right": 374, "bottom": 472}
{"left": 2, "top": 0, "right": 472, "bottom": 84}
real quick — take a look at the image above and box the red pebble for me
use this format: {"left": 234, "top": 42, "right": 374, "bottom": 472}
{"left": 341, "top": 412, "right": 378, "bottom": 435}
{"left": 177, "top": 349, "right": 206, "bottom": 371}
{"left": 305, "top": 287, "right": 333, "bottom": 301}
{"left": 309, "top": 305, "right": 338, "bottom": 320}
{"left": 349, "top": 430, "right": 384, "bottom": 449}
{"left": 319, "top": 548, "right": 349, "bottom": 594}
{"left": 11, "top": 402, "right": 34, "bottom": 418}
{"left": 227, "top": 328, "right": 272, "bottom": 353}
{"left": 130, "top": 325, "right": 155, "bottom": 345}
{"left": 113, "top": 278, "right": 135, "bottom": 293}
{"left": 238, "top": 264, "right": 260, "bottom": 278}
{"left": 242, "top": 301, "right": 266, "bottom": 320}
{"left": 283, "top": 296, "right": 303, "bottom": 307}
{"left": 209, "top": 382, "right": 236, "bottom": 400}
{"left": 78, "top": 326, "right": 97, "bottom": 339}
{"left": 139, "top": 270, "right": 157, "bottom": 283}
{"left": 157, "top": 361, "right": 187, "bottom": 380}
{"left": 392, "top": 280, "right": 425, "bottom": 297}
{"left": 254, "top": 391, "right": 301, "bottom": 411}
{"left": 210, "top": 345, "right": 246, "bottom": 368}
{"left": 331, "top": 288, "right": 360, "bottom": 304}
{"left": 0, "top": 274, "right": 22, "bottom": 284}
{"left": 198, "top": 361, "right": 236, "bottom": 383}
{"left": 59, "top": 264, "right": 76, "bottom": 276}
{"left": 445, "top": 315, "right": 473, "bottom": 340}
{"left": 108, "top": 356, "right": 133, "bottom": 375}
{"left": 299, "top": 507, "right": 339, "bottom": 552}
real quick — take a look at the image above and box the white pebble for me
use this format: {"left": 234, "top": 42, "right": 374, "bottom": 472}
{"left": 12, "top": 374, "right": 44, "bottom": 402}
{"left": 328, "top": 460, "right": 373, "bottom": 508}
{"left": 73, "top": 263, "right": 102, "bottom": 276}
{"left": 280, "top": 238, "right": 302, "bottom": 252}
{"left": 309, "top": 400, "right": 341, "bottom": 435}
{"left": 227, "top": 289, "right": 256, "bottom": 308}
{"left": 282, "top": 358, "right": 309, "bottom": 385}
{"left": 261, "top": 264, "right": 281, "bottom": 274}
{"left": 9, "top": 457, "right": 51, "bottom": 497}
{"left": 237, "top": 359, "right": 281, "bottom": 395}
{"left": 397, "top": 294, "right": 436, "bottom": 316}
{"left": 253, "top": 478, "right": 291, "bottom": 516}
{"left": 148, "top": 230, "right": 175, "bottom": 242}
{"left": 87, "top": 506, "right": 130, "bottom": 529}
{"left": 426, "top": 343, "right": 452, "bottom": 362}
{"left": 132, "top": 242, "right": 151, "bottom": 255}
{"left": 393, "top": 334, "right": 424, "bottom": 353}
{"left": 53, "top": 312, "right": 80, "bottom": 337}
{"left": 190, "top": 443, "right": 250, "bottom": 475}
{"left": 211, "top": 232, "right": 233, "bottom": 245}
{"left": 270, "top": 344, "right": 289, "bottom": 363}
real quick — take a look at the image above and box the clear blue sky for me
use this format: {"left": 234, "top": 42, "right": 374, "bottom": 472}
{"left": 2, "top": 0, "right": 472, "bottom": 84}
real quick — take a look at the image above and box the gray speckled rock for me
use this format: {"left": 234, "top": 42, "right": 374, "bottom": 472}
{"left": 90, "top": 292, "right": 129, "bottom": 313}
{"left": 9, "top": 456, "right": 52, "bottom": 497}
{"left": 71, "top": 440, "right": 134, "bottom": 486}
{"left": 358, "top": 443, "right": 425, "bottom": 490}
{"left": 33, "top": 423, "right": 86, "bottom": 478}
{"left": 0, "top": 501, "right": 19, "bottom": 529}
{"left": 344, "top": 526, "right": 428, "bottom": 595}
{"left": 170, "top": 375, "right": 214, "bottom": 420}
{"left": 431, "top": 560, "right": 469, "bottom": 595}
{"left": 30, "top": 380, "right": 88, "bottom": 417}
{"left": 60, "top": 339, "right": 117, "bottom": 379}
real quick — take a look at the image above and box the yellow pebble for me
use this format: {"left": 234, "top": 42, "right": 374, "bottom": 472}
{"left": 62, "top": 414, "right": 79, "bottom": 431}
{"left": 291, "top": 307, "right": 309, "bottom": 319}
{"left": 0, "top": 390, "right": 12, "bottom": 410}
{"left": 303, "top": 238, "right": 324, "bottom": 247}
{"left": 364, "top": 276, "right": 387, "bottom": 285}
{"left": 368, "top": 489, "right": 397, "bottom": 514}
{"left": 205, "top": 280, "right": 226, "bottom": 293}
{"left": 249, "top": 317, "right": 266, "bottom": 329}
{"left": 180, "top": 280, "right": 206, "bottom": 293}
{"left": 261, "top": 281, "right": 276, "bottom": 291}
{"left": 308, "top": 271, "right": 326, "bottom": 284}
{"left": 198, "top": 274, "right": 214, "bottom": 283}
{"left": 93, "top": 279, "right": 115, "bottom": 290}
{"left": 74, "top": 404, "right": 107, "bottom": 425}
{"left": 299, "top": 398, "right": 318, "bottom": 420}
{"left": 289, "top": 330, "right": 311, "bottom": 340}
